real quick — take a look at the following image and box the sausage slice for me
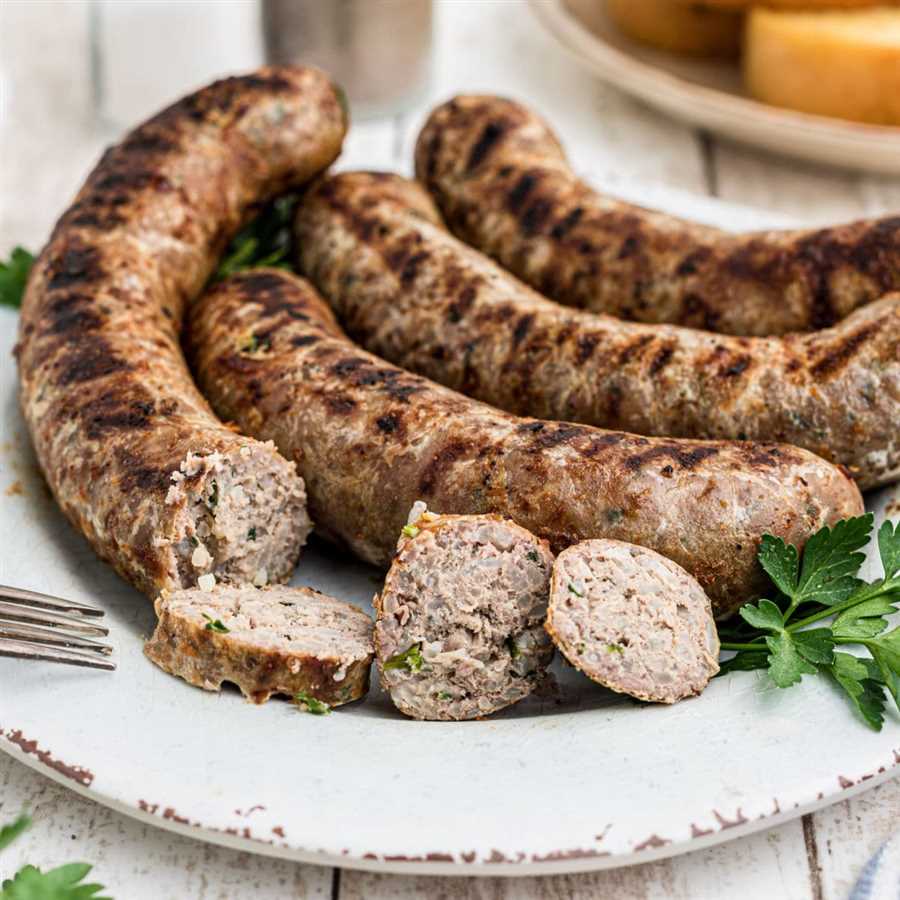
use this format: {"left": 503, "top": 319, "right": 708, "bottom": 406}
{"left": 16, "top": 67, "right": 345, "bottom": 597}
{"left": 145, "top": 584, "right": 374, "bottom": 705}
{"left": 547, "top": 540, "right": 720, "bottom": 703}
{"left": 415, "top": 95, "right": 900, "bottom": 336}
{"left": 375, "top": 509, "right": 554, "bottom": 720}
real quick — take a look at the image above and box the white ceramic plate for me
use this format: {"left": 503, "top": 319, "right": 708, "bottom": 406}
{"left": 530, "top": 0, "right": 900, "bottom": 175}
{"left": 1, "top": 189, "right": 899, "bottom": 877}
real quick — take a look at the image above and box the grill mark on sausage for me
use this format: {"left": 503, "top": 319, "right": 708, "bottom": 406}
{"left": 507, "top": 173, "right": 539, "bottom": 213}
{"left": 550, "top": 206, "right": 583, "bottom": 240}
{"left": 576, "top": 333, "right": 599, "bottom": 364}
{"left": 516, "top": 422, "right": 589, "bottom": 450}
{"left": 624, "top": 444, "right": 719, "bottom": 472}
{"left": 82, "top": 397, "right": 173, "bottom": 439}
{"left": 810, "top": 321, "right": 884, "bottom": 378}
{"left": 53, "top": 335, "right": 133, "bottom": 386}
{"left": 512, "top": 313, "right": 535, "bottom": 348}
{"left": 466, "top": 120, "right": 508, "bottom": 171}
{"left": 114, "top": 447, "right": 172, "bottom": 494}
{"left": 375, "top": 412, "right": 404, "bottom": 437}
{"left": 326, "top": 395, "right": 356, "bottom": 414}
{"left": 520, "top": 198, "right": 553, "bottom": 236}
{"left": 720, "top": 355, "right": 751, "bottom": 378}
{"left": 675, "top": 246, "right": 712, "bottom": 278}
{"left": 681, "top": 292, "right": 721, "bottom": 331}
{"left": 648, "top": 344, "right": 674, "bottom": 377}
{"left": 45, "top": 294, "right": 105, "bottom": 335}
{"left": 616, "top": 333, "right": 654, "bottom": 365}
{"left": 447, "top": 285, "right": 477, "bottom": 322}
{"left": 617, "top": 235, "right": 640, "bottom": 260}
{"left": 45, "top": 245, "right": 104, "bottom": 290}
{"left": 419, "top": 440, "right": 471, "bottom": 493}
{"left": 400, "top": 250, "right": 430, "bottom": 284}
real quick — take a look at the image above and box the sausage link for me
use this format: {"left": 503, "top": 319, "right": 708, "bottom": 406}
{"left": 294, "top": 172, "right": 899, "bottom": 490}
{"left": 16, "top": 68, "right": 346, "bottom": 597}
{"left": 187, "top": 270, "right": 863, "bottom": 618}
{"left": 415, "top": 95, "right": 900, "bottom": 336}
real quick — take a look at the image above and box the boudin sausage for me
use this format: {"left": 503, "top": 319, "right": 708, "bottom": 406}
{"left": 186, "top": 269, "right": 863, "bottom": 618}
{"left": 293, "top": 172, "right": 899, "bottom": 490}
{"left": 15, "top": 68, "right": 346, "bottom": 598}
{"left": 415, "top": 95, "right": 900, "bottom": 337}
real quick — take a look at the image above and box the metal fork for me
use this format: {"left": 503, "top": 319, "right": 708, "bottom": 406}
{"left": 0, "top": 585, "right": 115, "bottom": 671}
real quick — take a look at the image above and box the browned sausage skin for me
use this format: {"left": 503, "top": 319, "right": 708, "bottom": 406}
{"left": 16, "top": 68, "right": 346, "bottom": 597}
{"left": 415, "top": 95, "right": 900, "bottom": 337}
{"left": 187, "top": 269, "right": 863, "bottom": 618}
{"left": 294, "top": 172, "right": 899, "bottom": 489}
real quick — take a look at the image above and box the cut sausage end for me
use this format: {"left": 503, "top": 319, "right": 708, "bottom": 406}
{"left": 145, "top": 584, "right": 374, "bottom": 705}
{"left": 164, "top": 442, "right": 311, "bottom": 592}
{"left": 547, "top": 539, "right": 720, "bottom": 704}
{"left": 376, "top": 512, "right": 555, "bottom": 721}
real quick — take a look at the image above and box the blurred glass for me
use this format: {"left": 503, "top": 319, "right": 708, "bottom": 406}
{"left": 262, "top": 0, "right": 433, "bottom": 119}
{"left": 90, "top": 0, "right": 262, "bottom": 128}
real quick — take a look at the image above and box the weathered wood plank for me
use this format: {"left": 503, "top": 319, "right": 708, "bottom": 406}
{"left": 0, "top": 753, "right": 332, "bottom": 899}
{"left": 340, "top": 820, "right": 814, "bottom": 900}
{"left": 710, "top": 140, "right": 900, "bottom": 223}
{"left": 813, "top": 778, "right": 900, "bottom": 900}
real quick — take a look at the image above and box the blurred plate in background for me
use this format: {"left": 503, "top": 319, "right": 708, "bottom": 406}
{"left": 531, "top": 0, "right": 900, "bottom": 175}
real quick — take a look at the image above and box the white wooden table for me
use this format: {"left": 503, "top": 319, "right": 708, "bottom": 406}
{"left": 1, "top": 2, "right": 897, "bottom": 897}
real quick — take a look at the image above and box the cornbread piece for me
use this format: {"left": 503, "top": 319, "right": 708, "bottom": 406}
{"left": 145, "top": 585, "right": 374, "bottom": 705}
{"left": 548, "top": 540, "right": 720, "bottom": 703}
{"left": 745, "top": 9, "right": 900, "bottom": 126}
{"left": 375, "top": 511, "right": 554, "bottom": 720}
{"left": 606, "top": 0, "right": 742, "bottom": 57}
{"left": 684, "top": 0, "right": 894, "bottom": 9}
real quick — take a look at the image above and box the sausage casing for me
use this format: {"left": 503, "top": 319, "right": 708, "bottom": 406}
{"left": 16, "top": 68, "right": 345, "bottom": 597}
{"left": 415, "top": 95, "right": 900, "bottom": 336}
{"left": 294, "top": 172, "right": 899, "bottom": 490}
{"left": 187, "top": 270, "right": 863, "bottom": 617}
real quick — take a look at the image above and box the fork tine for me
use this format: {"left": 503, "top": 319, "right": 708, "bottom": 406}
{"left": 0, "top": 585, "right": 105, "bottom": 617}
{"left": 0, "top": 621, "right": 113, "bottom": 654}
{"left": 0, "top": 601, "right": 109, "bottom": 637}
{"left": 0, "top": 638, "right": 116, "bottom": 671}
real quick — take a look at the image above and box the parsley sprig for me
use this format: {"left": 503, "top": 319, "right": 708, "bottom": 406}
{"left": 294, "top": 690, "right": 330, "bottom": 715}
{"left": 383, "top": 643, "right": 424, "bottom": 673}
{"left": 0, "top": 247, "right": 35, "bottom": 309}
{"left": 202, "top": 613, "right": 229, "bottom": 634}
{"left": 719, "top": 514, "right": 900, "bottom": 730}
{"left": 0, "top": 813, "right": 110, "bottom": 899}
{"left": 214, "top": 194, "right": 298, "bottom": 281}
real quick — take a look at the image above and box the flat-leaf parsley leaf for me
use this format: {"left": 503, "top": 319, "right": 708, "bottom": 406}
{"left": 720, "top": 512, "right": 900, "bottom": 729}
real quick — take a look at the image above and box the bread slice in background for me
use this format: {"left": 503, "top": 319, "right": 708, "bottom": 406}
{"left": 745, "top": 9, "right": 900, "bottom": 125}
{"left": 686, "top": 0, "right": 896, "bottom": 8}
{"left": 605, "top": 0, "right": 743, "bottom": 57}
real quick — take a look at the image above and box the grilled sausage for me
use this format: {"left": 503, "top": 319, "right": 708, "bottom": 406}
{"left": 145, "top": 584, "right": 373, "bottom": 705}
{"left": 547, "top": 539, "right": 720, "bottom": 704}
{"left": 415, "top": 95, "right": 900, "bottom": 336}
{"left": 186, "top": 269, "right": 863, "bottom": 617}
{"left": 15, "top": 67, "right": 345, "bottom": 598}
{"left": 294, "top": 172, "right": 900, "bottom": 489}
{"left": 375, "top": 507, "right": 555, "bottom": 720}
